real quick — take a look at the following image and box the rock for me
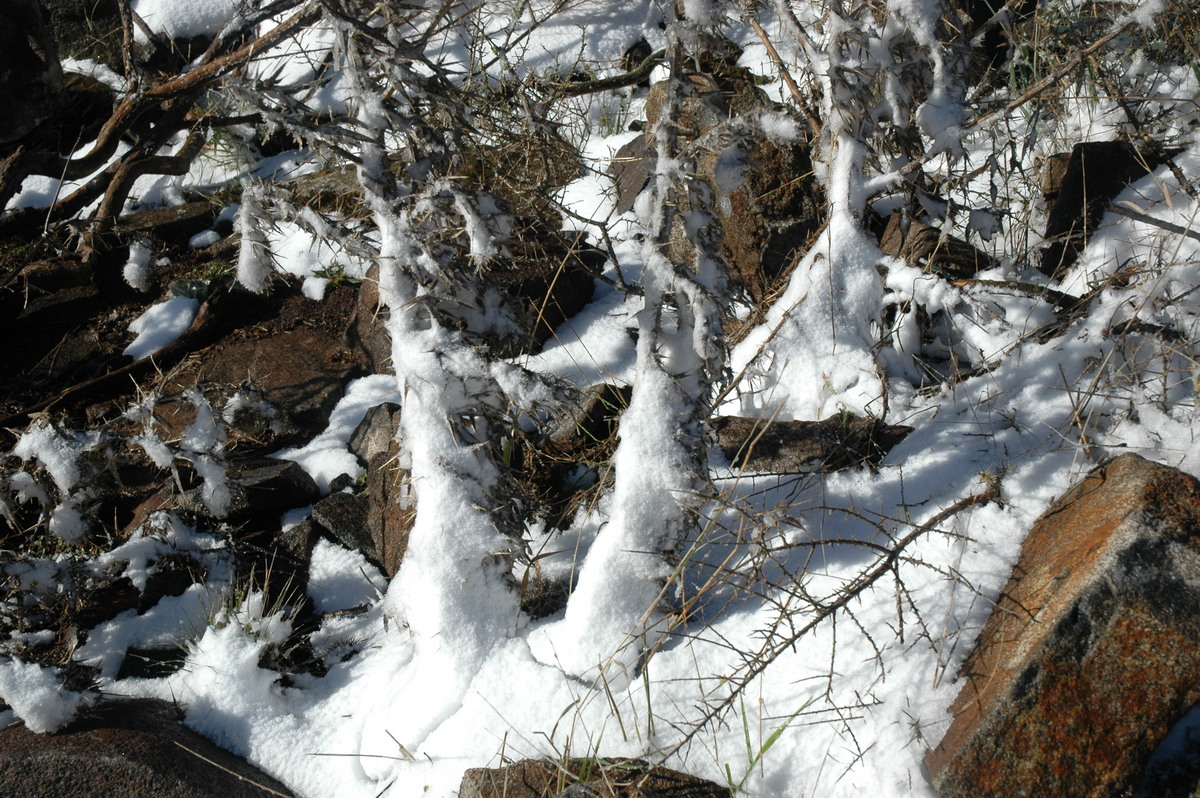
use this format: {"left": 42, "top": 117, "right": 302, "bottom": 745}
{"left": 0, "top": 0, "right": 64, "bottom": 145}
{"left": 348, "top": 263, "right": 392, "bottom": 373}
{"left": 0, "top": 698, "right": 294, "bottom": 798}
{"left": 179, "top": 457, "right": 319, "bottom": 519}
{"left": 311, "top": 491, "right": 375, "bottom": 561}
{"left": 458, "top": 758, "right": 729, "bottom": 798}
{"left": 117, "top": 200, "right": 223, "bottom": 248}
{"left": 41, "top": 0, "right": 123, "bottom": 70}
{"left": 74, "top": 554, "right": 204, "bottom": 629}
{"left": 349, "top": 402, "right": 401, "bottom": 465}
{"left": 156, "top": 304, "right": 364, "bottom": 442}
{"left": 712, "top": 414, "right": 912, "bottom": 473}
{"left": 927, "top": 453, "right": 1200, "bottom": 797}
{"left": 356, "top": 404, "right": 412, "bottom": 577}
{"left": 14, "top": 259, "right": 99, "bottom": 321}
{"left": 542, "top": 384, "right": 631, "bottom": 456}
{"left": 275, "top": 518, "right": 321, "bottom": 563}
{"left": 365, "top": 451, "right": 413, "bottom": 578}
{"left": 1039, "top": 141, "right": 1179, "bottom": 278}
{"left": 481, "top": 226, "right": 600, "bottom": 358}
{"left": 878, "top": 213, "right": 995, "bottom": 280}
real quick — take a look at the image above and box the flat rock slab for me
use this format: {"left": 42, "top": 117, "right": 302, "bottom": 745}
{"left": 712, "top": 414, "right": 912, "bottom": 473}
{"left": 927, "top": 453, "right": 1200, "bottom": 797}
{"left": 459, "top": 758, "right": 729, "bottom": 798}
{"left": 0, "top": 698, "right": 293, "bottom": 797}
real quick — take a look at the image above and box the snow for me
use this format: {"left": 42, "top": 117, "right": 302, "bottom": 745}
{"left": 2, "top": 1, "right": 1198, "bottom": 795}
{"left": 273, "top": 374, "right": 399, "bottom": 493}
{"left": 130, "top": 0, "right": 240, "bottom": 42}
{"left": 124, "top": 239, "right": 154, "bottom": 291}
{"left": 0, "top": 659, "right": 83, "bottom": 733}
{"left": 124, "top": 296, "right": 199, "bottom": 359}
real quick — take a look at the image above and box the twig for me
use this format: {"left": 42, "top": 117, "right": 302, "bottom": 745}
{"left": 1107, "top": 201, "right": 1200, "bottom": 243}
{"left": 171, "top": 740, "right": 293, "bottom": 797}
{"left": 548, "top": 48, "right": 666, "bottom": 97}
{"left": 668, "top": 484, "right": 1001, "bottom": 753}
{"left": 748, "top": 17, "right": 821, "bottom": 139}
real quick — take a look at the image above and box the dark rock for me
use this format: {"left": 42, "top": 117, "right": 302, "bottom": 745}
{"left": 350, "top": 229, "right": 599, "bottom": 364}
{"left": 74, "top": 554, "right": 203, "bottom": 629}
{"left": 0, "top": 698, "right": 294, "bottom": 798}
{"left": 157, "top": 325, "right": 363, "bottom": 440}
{"left": 459, "top": 758, "right": 730, "bottom": 798}
{"left": 543, "top": 384, "right": 631, "bottom": 456}
{"left": 349, "top": 402, "right": 401, "bottom": 465}
{"left": 311, "top": 491, "right": 375, "bottom": 561}
{"left": 621, "top": 39, "right": 654, "bottom": 79}
{"left": 514, "top": 384, "right": 628, "bottom": 532}
{"left": 482, "top": 227, "right": 600, "bottom": 358}
{"left": 347, "top": 263, "right": 392, "bottom": 373}
{"left": 878, "top": 213, "right": 995, "bottom": 280}
{"left": 229, "top": 457, "right": 320, "bottom": 511}
{"left": 41, "top": 0, "right": 123, "bottom": 70}
{"left": 360, "top": 405, "right": 412, "bottom": 577}
{"left": 927, "top": 453, "right": 1200, "bottom": 797}
{"left": 0, "top": 0, "right": 64, "bottom": 146}
{"left": 117, "top": 201, "right": 223, "bottom": 248}
{"left": 14, "top": 260, "right": 98, "bottom": 322}
{"left": 116, "top": 646, "right": 187, "bottom": 679}
{"left": 712, "top": 414, "right": 912, "bottom": 473}
{"left": 275, "top": 518, "right": 321, "bottom": 564}
{"left": 366, "top": 457, "right": 413, "bottom": 578}
{"left": 47, "top": 72, "right": 115, "bottom": 152}
{"left": 178, "top": 457, "right": 319, "bottom": 519}
{"left": 1039, "top": 141, "right": 1179, "bottom": 278}
{"left": 611, "top": 136, "right": 654, "bottom": 216}
{"left": 327, "top": 473, "right": 355, "bottom": 493}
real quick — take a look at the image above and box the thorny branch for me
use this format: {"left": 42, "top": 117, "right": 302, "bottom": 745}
{"left": 668, "top": 484, "right": 1001, "bottom": 754}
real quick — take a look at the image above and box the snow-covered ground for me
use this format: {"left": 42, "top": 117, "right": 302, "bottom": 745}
{"left": 3, "top": 0, "right": 1199, "bottom": 796}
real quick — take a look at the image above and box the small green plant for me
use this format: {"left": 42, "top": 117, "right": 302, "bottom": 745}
{"left": 313, "top": 260, "right": 360, "bottom": 286}
{"left": 723, "top": 696, "right": 808, "bottom": 794}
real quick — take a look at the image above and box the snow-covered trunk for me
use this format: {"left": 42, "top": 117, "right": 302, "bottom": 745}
{"left": 331, "top": 15, "right": 522, "bottom": 772}
{"left": 730, "top": 0, "right": 969, "bottom": 420}
{"left": 530, "top": 14, "right": 729, "bottom": 682}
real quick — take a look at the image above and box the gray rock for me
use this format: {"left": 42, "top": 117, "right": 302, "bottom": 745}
{"left": 179, "top": 457, "right": 319, "bottom": 518}
{"left": 349, "top": 402, "right": 401, "bottom": 466}
{"left": 312, "top": 491, "right": 376, "bottom": 561}
{"left": 0, "top": 698, "right": 293, "bottom": 798}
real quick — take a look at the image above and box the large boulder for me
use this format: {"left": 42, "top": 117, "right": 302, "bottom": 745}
{"left": 927, "top": 453, "right": 1200, "bottom": 797}
{"left": 0, "top": 698, "right": 293, "bottom": 797}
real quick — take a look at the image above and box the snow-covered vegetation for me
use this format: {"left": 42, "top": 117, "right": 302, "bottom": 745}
{"left": 2, "top": 0, "right": 1199, "bottom": 795}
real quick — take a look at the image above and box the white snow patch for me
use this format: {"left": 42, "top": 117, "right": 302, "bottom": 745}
{"left": 124, "top": 297, "right": 199, "bottom": 359}
{"left": 0, "top": 660, "right": 82, "bottom": 733}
